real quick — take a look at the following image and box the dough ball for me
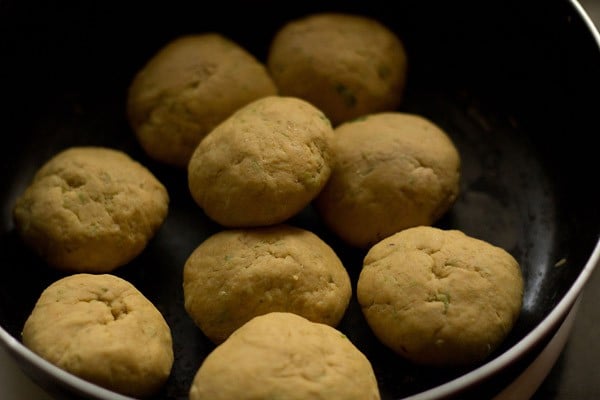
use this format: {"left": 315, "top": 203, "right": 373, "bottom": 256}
{"left": 189, "top": 312, "right": 380, "bottom": 400}
{"left": 22, "top": 273, "right": 174, "bottom": 397}
{"left": 315, "top": 112, "right": 461, "bottom": 248}
{"left": 127, "top": 33, "right": 277, "bottom": 168}
{"left": 188, "top": 95, "right": 334, "bottom": 227}
{"left": 357, "top": 226, "right": 524, "bottom": 367}
{"left": 12, "top": 146, "right": 169, "bottom": 272}
{"left": 183, "top": 224, "right": 351, "bottom": 343}
{"left": 267, "top": 13, "right": 407, "bottom": 126}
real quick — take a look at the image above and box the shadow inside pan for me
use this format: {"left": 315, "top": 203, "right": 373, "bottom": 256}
{"left": 0, "top": 1, "right": 599, "bottom": 399}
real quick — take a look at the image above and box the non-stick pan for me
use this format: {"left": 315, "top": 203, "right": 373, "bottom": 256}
{"left": 1, "top": 0, "right": 599, "bottom": 399}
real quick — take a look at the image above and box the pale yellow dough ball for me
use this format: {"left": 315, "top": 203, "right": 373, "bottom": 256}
{"left": 12, "top": 146, "right": 169, "bottom": 272}
{"left": 268, "top": 12, "right": 408, "bottom": 126}
{"left": 22, "top": 273, "right": 174, "bottom": 397}
{"left": 357, "top": 226, "right": 524, "bottom": 367}
{"left": 183, "top": 224, "right": 352, "bottom": 343}
{"left": 188, "top": 95, "right": 334, "bottom": 227}
{"left": 189, "top": 312, "right": 380, "bottom": 400}
{"left": 128, "top": 33, "right": 277, "bottom": 167}
{"left": 315, "top": 112, "right": 461, "bottom": 248}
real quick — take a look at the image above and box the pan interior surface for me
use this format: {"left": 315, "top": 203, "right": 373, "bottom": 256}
{"left": 0, "top": 1, "right": 599, "bottom": 399}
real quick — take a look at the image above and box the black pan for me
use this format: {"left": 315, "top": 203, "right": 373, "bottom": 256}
{"left": 1, "top": 0, "right": 599, "bottom": 399}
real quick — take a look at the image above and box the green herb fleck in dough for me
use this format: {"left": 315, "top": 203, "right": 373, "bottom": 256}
{"left": 250, "top": 160, "right": 262, "bottom": 174}
{"left": 434, "top": 293, "right": 451, "bottom": 314}
{"left": 318, "top": 113, "right": 331, "bottom": 125}
{"left": 334, "top": 83, "right": 357, "bottom": 108}
{"left": 300, "top": 172, "right": 320, "bottom": 188}
{"left": 277, "top": 129, "right": 290, "bottom": 139}
{"left": 351, "top": 115, "right": 369, "bottom": 123}
{"left": 89, "top": 222, "right": 99, "bottom": 234}
{"left": 377, "top": 64, "right": 391, "bottom": 80}
{"left": 99, "top": 171, "right": 111, "bottom": 183}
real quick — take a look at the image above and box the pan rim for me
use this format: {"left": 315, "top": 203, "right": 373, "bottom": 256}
{"left": 0, "top": 326, "right": 134, "bottom": 400}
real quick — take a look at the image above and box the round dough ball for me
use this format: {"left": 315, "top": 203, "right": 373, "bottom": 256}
{"left": 12, "top": 146, "right": 169, "bottom": 272}
{"left": 357, "top": 226, "right": 524, "bottom": 367}
{"left": 189, "top": 312, "right": 380, "bottom": 400}
{"left": 267, "top": 13, "right": 407, "bottom": 126}
{"left": 188, "top": 95, "right": 334, "bottom": 227}
{"left": 127, "top": 33, "right": 277, "bottom": 168}
{"left": 22, "top": 273, "right": 174, "bottom": 397}
{"left": 183, "top": 224, "right": 352, "bottom": 343}
{"left": 315, "top": 112, "right": 461, "bottom": 248}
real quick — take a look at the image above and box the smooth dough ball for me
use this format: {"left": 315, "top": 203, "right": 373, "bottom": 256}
{"left": 22, "top": 274, "right": 174, "bottom": 397}
{"left": 315, "top": 113, "right": 461, "bottom": 248}
{"left": 12, "top": 146, "right": 169, "bottom": 272}
{"left": 127, "top": 33, "right": 277, "bottom": 168}
{"left": 267, "top": 13, "right": 407, "bottom": 126}
{"left": 188, "top": 96, "right": 334, "bottom": 227}
{"left": 189, "top": 312, "right": 380, "bottom": 400}
{"left": 357, "top": 226, "right": 524, "bottom": 367}
{"left": 183, "top": 224, "right": 352, "bottom": 343}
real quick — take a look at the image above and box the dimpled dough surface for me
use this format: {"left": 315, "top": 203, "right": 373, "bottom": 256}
{"left": 357, "top": 226, "right": 524, "bottom": 367}
{"left": 22, "top": 274, "right": 174, "bottom": 398}
{"left": 189, "top": 312, "right": 380, "bottom": 400}
{"left": 187, "top": 96, "right": 334, "bottom": 227}
{"left": 267, "top": 12, "right": 407, "bottom": 126}
{"left": 12, "top": 146, "right": 169, "bottom": 272}
{"left": 315, "top": 112, "right": 461, "bottom": 248}
{"left": 127, "top": 33, "right": 277, "bottom": 167}
{"left": 183, "top": 224, "right": 352, "bottom": 343}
